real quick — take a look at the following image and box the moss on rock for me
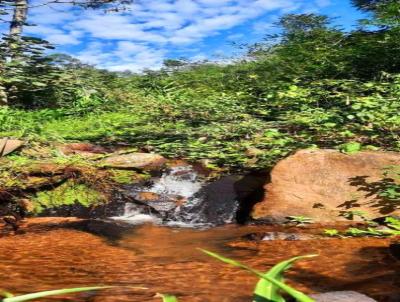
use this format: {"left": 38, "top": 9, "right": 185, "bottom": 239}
{"left": 32, "top": 180, "right": 106, "bottom": 214}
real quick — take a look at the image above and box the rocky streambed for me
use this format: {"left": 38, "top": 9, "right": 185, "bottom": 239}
{"left": 0, "top": 218, "right": 399, "bottom": 302}
{"left": 1, "top": 144, "right": 400, "bottom": 301}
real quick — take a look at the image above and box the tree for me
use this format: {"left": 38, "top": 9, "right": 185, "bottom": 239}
{"left": 353, "top": 0, "right": 400, "bottom": 26}
{"left": 352, "top": 0, "right": 388, "bottom": 11}
{"left": 0, "top": 0, "right": 133, "bottom": 107}
{"left": 258, "top": 14, "right": 345, "bottom": 80}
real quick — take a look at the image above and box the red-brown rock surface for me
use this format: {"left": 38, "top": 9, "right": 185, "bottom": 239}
{"left": 252, "top": 149, "right": 400, "bottom": 222}
{"left": 59, "top": 143, "right": 109, "bottom": 158}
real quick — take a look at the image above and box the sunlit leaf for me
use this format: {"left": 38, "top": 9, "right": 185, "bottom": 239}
{"left": 3, "top": 286, "right": 112, "bottom": 302}
{"left": 156, "top": 293, "right": 179, "bottom": 302}
{"left": 201, "top": 249, "right": 315, "bottom": 302}
{"left": 253, "top": 255, "right": 317, "bottom": 302}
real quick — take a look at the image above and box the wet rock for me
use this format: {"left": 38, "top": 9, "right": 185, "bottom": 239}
{"left": 261, "top": 232, "right": 319, "bottom": 241}
{"left": 310, "top": 291, "right": 377, "bottom": 302}
{"left": 241, "top": 231, "right": 326, "bottom": 242}
{"left": 131, "top": 191, "right": 184, "bottom": 216}
{"left": 135, "top": 191, "right": 162, "bottom": 202}
{"left": 115, "top": 164, "right": 267, "bottom": 226}
{"left": 389, "top": 242, "right": 400, "bottom": 261}
{"left": 59, "top": 143, "right": 108, "bottom": 158}
{"left": 175, "top": 173, "right": 266, "bottom": 225}
{"left": 252, "top": 149, "right": 400, "bottom": 223}
{"left": 102, "top": 153, "right": 167, "bottom": 170}
{"left": 16, "top": 198, "right": 34, "bottom": 212}
{"left": 2, "top": 215, "right": 20, "bottom": 231}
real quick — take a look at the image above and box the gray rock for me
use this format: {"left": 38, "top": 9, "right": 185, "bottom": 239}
{"left": 262, "top": 232, "right": 319, "bottom": 241}
{"left": 310, "top": 291, "right": 377, "bottom": 302}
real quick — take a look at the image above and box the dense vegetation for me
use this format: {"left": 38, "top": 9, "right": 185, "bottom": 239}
{"left": 0, "top": 0, "right": 399, "bottom": 171}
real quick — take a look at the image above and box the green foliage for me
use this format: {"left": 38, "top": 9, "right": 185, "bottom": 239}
{"left": 323, "top": 229, "right": 341, "bottom": 237}
{"left": 202, "top": 249, "right": 316, "bottom": 302}
{"left": 253, "top": 255, "right": 318, "bottom": 302}
{"left": 32, "top": 180, "right": 105, "bottom": 213}
{"left": 286, "top": 216, "right": 314, "bottom": 225}
{"left": 0, "top": 2, "right": 400, "bottom": 172}
{"left": 385, "top": 216, "right": 400, "bottom": 230}
{"left": 156, "top": 293, "right": 179, "bottom": 302}
{"left": 109, "top": 169, "right": 149, "bottom": 184}
{"left": 323, "top": 217, "right": 400, "bottom": 237}
{"left": 1, "top": 287, "right": 111, "bottom": 302}
{"left": 339, "top": 210, "right": 369, "bottom": 221}
{"left": 340, "top": 142, "right": 362, "bottom": 154}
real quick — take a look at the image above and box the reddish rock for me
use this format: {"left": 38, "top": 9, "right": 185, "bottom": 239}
{"left": 17, "top": 198, "right": 34, "bottom": 212}
{"left": 252, "top": 149, "right": 400, "bottom": 223}
{"left": 26, "top": 162, "right": 78, "bottom": 176}
{"left": 59, "top": 143, "right": 108, "bottom": 158}
{"left": 102, "top": 153, "right": 167, "bottom": 170}
{"left": 135, "top": 192, "right": 162, "bottom": 203}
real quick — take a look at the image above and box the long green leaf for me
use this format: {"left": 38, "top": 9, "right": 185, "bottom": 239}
{"left": 0, "top": 292, "right": 14, "bottom": 298}
{"left": 156, "top": 293, "right": 179, "bottom": 302}
{"left": 3, "top": 286, "right": 112, "bottom": 302}
{"left": 201, "top": 249, "right": 315, "bottom": 302}
{"left": 254, "top": 255, "right": 318, "bottom": 302}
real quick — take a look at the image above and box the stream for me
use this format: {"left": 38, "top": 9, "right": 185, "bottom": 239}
{"left": 0, "top": 219, "right": 399, "bottom": 301}
{"left": 0, "top": 164, "right": 399, "bottom": 301}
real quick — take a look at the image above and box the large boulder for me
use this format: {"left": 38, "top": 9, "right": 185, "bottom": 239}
{"left": 102, "top": 153, "right": 167, "bottom": 170}
{"left": 252, "top": 149, "right": 400, "bottom": 222}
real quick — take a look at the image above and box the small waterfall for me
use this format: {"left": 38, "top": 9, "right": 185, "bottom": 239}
{"left": 113, "top": 164, "right": 241, "bottom": 227}
{"left": 146, "top": 165, "right": 203, "bottom": 199}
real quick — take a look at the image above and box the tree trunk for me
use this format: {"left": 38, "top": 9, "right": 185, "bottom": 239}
{"left": 4, "top": 0, "right": 28, "bottom": 105}
{"left": 10, "top": 0, "right": 28, "bottom": 40}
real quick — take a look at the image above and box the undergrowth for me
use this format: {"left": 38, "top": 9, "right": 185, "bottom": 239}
{"left": 2, "top": 75, "right": 400, "bottom": 171}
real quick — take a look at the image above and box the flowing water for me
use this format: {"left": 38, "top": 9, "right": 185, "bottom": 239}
{"left": 113, "top": 164, "right": 240, "bottom": 227}
{"left": 0, "top": 218, "right": 399, "bottom": 302}
{"left": 1, "top": 164, "right": 399, "bottom": 301}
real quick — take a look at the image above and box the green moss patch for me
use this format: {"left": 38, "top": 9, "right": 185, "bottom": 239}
{"left": 32, "top": 180, "right": 105, "bottom": 213}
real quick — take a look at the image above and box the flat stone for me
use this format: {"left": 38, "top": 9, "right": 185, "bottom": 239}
{"left": 59, "top": 143, "right": 108, "bottom": 158}
{"left": 310, "top": 291, "right": 377, "bottom": 302}
{"left": 261, "top": 232, "right": 319, "bottom": 241}
{"left": 0, "top": 138, "right": 23, "bottom": 156}
{"left": 102, "top": 153, "right": 167, "bottom": 170}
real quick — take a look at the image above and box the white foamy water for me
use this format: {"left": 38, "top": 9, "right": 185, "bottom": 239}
{"left": 112, "top": 203, "right": 162, "bottom": 225}
{"left": 147, "top": 165, "right": 203, "bottom": 198}
{"left": 113, "top": 165, "right": 206, "bottom": 226}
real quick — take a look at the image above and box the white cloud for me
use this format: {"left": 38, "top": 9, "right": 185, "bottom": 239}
{"left": 25, "top": 0, "right": 329, "bottom": 71}
{"left": 253, "top": 21, "right": 274, "bottom": 33}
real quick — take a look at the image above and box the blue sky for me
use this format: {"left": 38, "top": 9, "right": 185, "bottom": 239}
{"left": 23, "top": 0, "right": 366, "bottom": 72}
